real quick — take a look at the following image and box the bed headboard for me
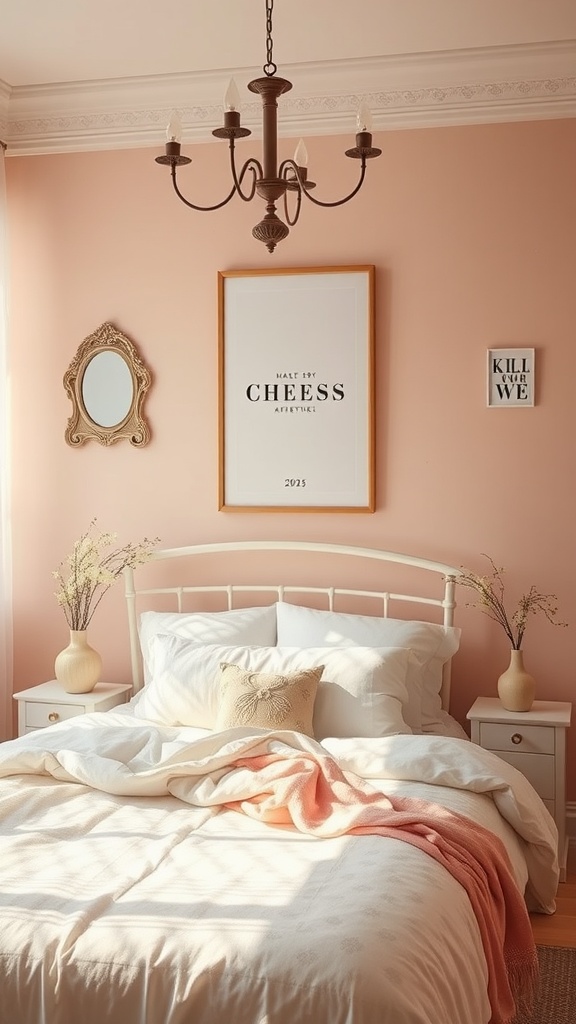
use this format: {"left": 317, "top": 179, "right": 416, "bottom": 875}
{"left": 124, "top": 540, "right": 462, "bottom": 705}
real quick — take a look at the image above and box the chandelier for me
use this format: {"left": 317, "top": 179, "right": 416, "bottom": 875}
{"left": 155, "top": 0, "right": 382, "bottom": 253}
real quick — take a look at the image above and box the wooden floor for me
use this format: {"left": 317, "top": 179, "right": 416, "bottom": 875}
{"left": 530, "top": 843, "right": 576, "bottom": 948}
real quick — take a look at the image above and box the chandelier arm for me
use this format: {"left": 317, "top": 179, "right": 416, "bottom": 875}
{"left": 278, "top": 156, "right": 364, "bottom": 208}
{"left": 170, "top": 162, "right": 236, "bottom": 212}
{"left": 279, "top": 160, "right": 303, "bottom": 227}
{"left": 279, "top": 158, "right": 299, "bottom": 181}
{"left": 302, "top": 159, "right": 368, "bottom": 209}
{"left": 230, "top": 144, "right": 263, "bottom": 202}
{"left": 278, "top": 157, "right": 368, "bottom": 209}
{"left": 282, "top": 183, "right": 302, "bottom": 227}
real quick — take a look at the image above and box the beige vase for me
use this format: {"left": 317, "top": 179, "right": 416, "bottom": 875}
{"left": 54, "top": 629, "right": 102, "bottom": 694}
{"left": 497, "top": 649, "right": 535, "bottom": 712}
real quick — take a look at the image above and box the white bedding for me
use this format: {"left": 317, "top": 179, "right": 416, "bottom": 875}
{"left": 0, "top": 711, "right": 559, "bottom": 1024}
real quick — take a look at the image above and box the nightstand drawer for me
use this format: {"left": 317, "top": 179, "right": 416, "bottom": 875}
{"left": 25, "top": 703, "right": 84, "bottom": 729}
{"left": 494, "top": 750, "right": 555, "bottom": 800}
{"left": 478, "top": 722, "right": 554, "bottom": 755}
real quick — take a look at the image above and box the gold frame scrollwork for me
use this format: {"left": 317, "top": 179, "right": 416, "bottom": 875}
{"left": 64, "top": 322, "right": 152, "bottom": 447}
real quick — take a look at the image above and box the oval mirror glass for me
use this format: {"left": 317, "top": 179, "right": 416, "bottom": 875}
{"left": 81, "top": 351, "right": 134, "bottom": 428}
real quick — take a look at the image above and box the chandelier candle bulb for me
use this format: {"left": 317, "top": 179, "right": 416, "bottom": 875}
{"left": 224, "top": 78, "right": 242, "bottom": 112}
{"left": 294, "top": 139, "right": 308, "bottom": 168}
{"left": 158, "top": 112, "right": 191, "bottom": 166}
{"left": 356, "top": 102, "right": 373, "bottom": 133}
{"left": 224, "top": 79, "right": 242, "bottom": 130}
{"left": 166, "top": 113, "right": 182, "bottom": 143}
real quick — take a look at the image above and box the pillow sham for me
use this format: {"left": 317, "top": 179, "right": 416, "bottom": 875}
{"left": 138, "top": 605, "right": 277, "bottom": 684}
{"left": 214, "top": 663, "right": 323, "bottom": 736}
{"left": 134, "top": 636, "right": 412, "bottom": 740}
{"left": 275, "top": 602, "right": 461, "bottom": 734}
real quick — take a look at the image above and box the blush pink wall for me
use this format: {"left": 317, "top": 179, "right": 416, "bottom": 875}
{"left": 5, "top": 118, "right": 576, "bottom": 793}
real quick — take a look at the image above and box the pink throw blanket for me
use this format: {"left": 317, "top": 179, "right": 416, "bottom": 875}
{"left": 227, "top": 747, "right": 538, "bottom": 1024}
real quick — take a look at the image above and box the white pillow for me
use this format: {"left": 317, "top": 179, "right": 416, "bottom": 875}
{"left": 138, "top": 605, "right": 277, "bottom": 684}
{"left": 134, "top": 636, "right": 412, "bottom": 741}
{"left": 275, "top": 602, "right": 461, "bottom": 733}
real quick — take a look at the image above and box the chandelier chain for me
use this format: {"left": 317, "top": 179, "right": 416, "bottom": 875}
{"left": 263, "top": 0, "right": 277, "bottom": 76}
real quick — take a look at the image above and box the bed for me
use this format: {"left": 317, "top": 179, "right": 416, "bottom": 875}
{"left": 0, "top": 540, "right": 559, "bottom": 1024}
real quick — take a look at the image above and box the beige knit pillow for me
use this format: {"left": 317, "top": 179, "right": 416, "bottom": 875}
{"left": 215, "top": 662, "right": 323, "bottom": 737}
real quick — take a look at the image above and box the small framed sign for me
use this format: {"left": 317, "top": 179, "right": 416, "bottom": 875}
{"left": 487, "top": 348, "right": 535, "bottom": 407}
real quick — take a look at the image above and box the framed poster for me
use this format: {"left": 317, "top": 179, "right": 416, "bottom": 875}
{"left": 487, "top": 348, "right": 535, "bottom": 407}
{"left": 218, "top": 266, "right": 375, "bottom": 512}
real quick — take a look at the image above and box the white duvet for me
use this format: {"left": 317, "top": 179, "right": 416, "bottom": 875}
{"left": 0, "top": 711, "right": 559, "bottom": 1024}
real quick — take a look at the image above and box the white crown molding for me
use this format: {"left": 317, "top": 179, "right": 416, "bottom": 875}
{"left": 4, "top": 39, "right": 576, "bottom": 156}
{"left": 0, "top": 79, "right": 10, "bottom": 145}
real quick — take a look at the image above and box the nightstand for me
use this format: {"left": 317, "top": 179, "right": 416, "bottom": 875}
{"left": 13, "top": 680, "right": 133, "bottom": 737}
{"left": 467, "top": 697, "right": 572, "bottom": 880}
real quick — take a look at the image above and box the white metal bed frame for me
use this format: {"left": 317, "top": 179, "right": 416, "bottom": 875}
{"left": 124, "top": 540, "right": 462, "bottom": 705}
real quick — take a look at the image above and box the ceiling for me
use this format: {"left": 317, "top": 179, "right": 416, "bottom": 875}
{"left": 2, "top": 0, "right": 576, "bottom": 87}
{"left": 1, "top": 0, "right": 575, "bottom": 155}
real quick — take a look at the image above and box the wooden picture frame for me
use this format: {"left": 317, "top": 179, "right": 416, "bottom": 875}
{"left": 218, "top": 266, "right": 375, "bottom": 512}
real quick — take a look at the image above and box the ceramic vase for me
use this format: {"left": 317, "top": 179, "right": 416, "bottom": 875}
{"left": 54, "top": 629, "right": 102, "bottom": 694}
{"left": 497, "top": 649, "right": 535, "bottom": 712}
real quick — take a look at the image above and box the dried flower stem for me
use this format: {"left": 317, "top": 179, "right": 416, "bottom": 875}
{"left": 457, "top": 554, "right": 567, "bottom": 649}
{"left": 53, "top": 520, "right": 159, "bottom": 631}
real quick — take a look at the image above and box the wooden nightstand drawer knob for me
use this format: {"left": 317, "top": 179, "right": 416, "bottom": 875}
{"left": 48, "top": 711, "right": 60, "bottom": 723}
{"left": 511, "top": 733, "right": 522, "bottom": 744}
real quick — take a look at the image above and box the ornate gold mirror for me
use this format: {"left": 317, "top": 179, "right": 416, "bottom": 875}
{"left": 64, "top": 323, "right": 152, "bottom": 447}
